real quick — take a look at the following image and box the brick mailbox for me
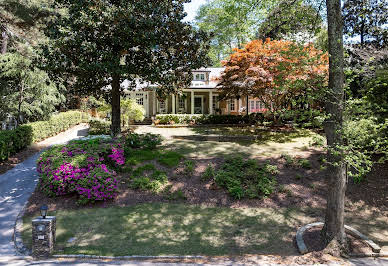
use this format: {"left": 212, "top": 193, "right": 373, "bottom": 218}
{"left": 32, "top": 216, "right": 56, "bottom": 258}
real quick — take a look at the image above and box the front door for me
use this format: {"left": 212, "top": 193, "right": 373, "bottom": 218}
{"left": 194, "top": 96, "right": 203, "bottom": 114}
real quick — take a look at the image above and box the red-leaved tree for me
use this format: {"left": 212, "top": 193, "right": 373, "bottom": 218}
{"left": 218, "top": 38, "right": 328, "bottom": 112}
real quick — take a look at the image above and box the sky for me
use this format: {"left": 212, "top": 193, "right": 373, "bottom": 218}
{"left": 183, "top": 0, "right": 208, "bottom": 22}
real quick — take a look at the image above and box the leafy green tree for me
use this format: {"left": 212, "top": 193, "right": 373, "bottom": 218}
{"left": 343, "top": 0, "right": 388, "bottom": 46}
{"left": 256, "top": 0, "right": 323, "bottom": 41}
{"left": 195, "top": 0, "right": 262, "bottom": 65}
{"left": 0, "top": 0, "right": 57, "bottom": 53}
{"left": 43, "top": 0, "right": 210, "bottom": 136}
{"left": 0, "top": 52, "right": 63, "bottom": 123}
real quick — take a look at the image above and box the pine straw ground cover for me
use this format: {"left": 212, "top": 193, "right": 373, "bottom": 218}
{"left": 22, "top": 131, "right": 388, "bottom": 260}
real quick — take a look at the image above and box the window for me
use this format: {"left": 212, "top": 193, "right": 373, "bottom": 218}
{"left": 250, "top": 100, "right": 255, "bottom": 111}
{"left": 256, "top": 101, "right": 261, "bottom": 110}
{"left": 212, "top": 95, "right": 219, "bottom": 111}
{"left": 178, "top": 96, "right": 185, "bottom": 110}
{"left": 229, "top": 100, "right": 236, "bottom": 111}
{"left": 159, "top": 100, "right": 167, "bottom": 113}
{"left": 194, "top": 73, "right": 205, "bottom": 81}
{"left": 136, "top": 93, "right": 144, "bottom": 106}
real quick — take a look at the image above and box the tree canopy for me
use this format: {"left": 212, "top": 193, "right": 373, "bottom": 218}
{"left": 218, "top": 38, "right": 328, "bottom": 112}
{"left": 43, "top": 0, "right": 211, "bottom": 135}
{"left": 0, "top": 52, "right": 63, "bottom": 123}
{"left": 343, "top": 0, "right": 388, "bottom": 46}
{"left": 195, "top": 0, "right": 326, "bottom": 65}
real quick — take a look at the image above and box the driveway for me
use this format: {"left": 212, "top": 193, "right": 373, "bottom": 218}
{"left": 0, "top": 124, "right": 89, "bottom": 258}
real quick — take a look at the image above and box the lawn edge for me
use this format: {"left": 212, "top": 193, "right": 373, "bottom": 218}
{"left": 296, "top": 222, "right": 382, "bottom": 255}
{"left": 13, "top": 199, "right": 32, "bottom": 256}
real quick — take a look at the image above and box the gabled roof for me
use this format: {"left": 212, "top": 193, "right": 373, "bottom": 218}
{"left": 120, "top": 67, "right": 225, "bottom": 91}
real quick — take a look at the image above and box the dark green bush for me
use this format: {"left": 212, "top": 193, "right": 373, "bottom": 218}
{"left": 155, "top": 113, "right": 264, "bottom": 125}
{"left": 88, "top": 119, "right": 111, "bottom": 135}
{"left": 213, "top": 156, "right": 277, "bottom": 199}
{"left": 0, "top": 111, "right": 89, "bottom": 162}
{"left": 125, "top": 132, "right": 162, "bottom": 150}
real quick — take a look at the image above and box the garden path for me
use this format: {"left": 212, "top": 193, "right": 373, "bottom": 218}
{"left": 0, "top": 124, "right": 89, "bottom": 258}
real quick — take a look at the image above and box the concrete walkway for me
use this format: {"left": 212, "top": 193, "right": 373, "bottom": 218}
{"left": 0, "top": 124, "right": 89, "bottom": 258}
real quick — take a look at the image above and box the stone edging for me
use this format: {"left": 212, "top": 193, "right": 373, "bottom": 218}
{"left": 296, "top": 222, "right": 383, "bottom": 256}
{"left": 13, "top": 201, "right": 32, "bottom": 256}
{"left": 52, "top": 255, "right": 205, "bottom": 260}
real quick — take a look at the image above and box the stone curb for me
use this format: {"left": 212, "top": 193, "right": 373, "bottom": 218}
{"left": 349, "top": 253, "right": 388, "bottom": 258}
{"left": 13, "top": 200, "right": 32, "bottom": 256}
{"left": 296, "top": 222, "right": 382, "bottom": 255}
{"left": 52, "top": 255, "right": 205, "bottom": 260}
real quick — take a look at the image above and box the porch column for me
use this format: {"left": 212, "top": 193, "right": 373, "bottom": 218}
{"left": 209, "top": 91, "right": 213, "bottom": 115}
{"left": 153, "top": 92, "right": 156, "bottom": 115}
{"left": 191, "top": 90, "right": 194, "bottom": 114}
{"left": 172, "top": 94, "right": 176, "bottom": 114}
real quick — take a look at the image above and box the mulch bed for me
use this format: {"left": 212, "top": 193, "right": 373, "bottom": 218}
{"left": 24, "top": 150, "right": 388, "bottom": 215}
{"left": 303, "top": 226, "right": 373, "bottom": 254}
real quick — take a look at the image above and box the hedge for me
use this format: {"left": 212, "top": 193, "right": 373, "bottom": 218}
{"left": 0, "top": 111, "right": 89, "bottom": 162}
{"left": 155, "top": 113, "right": 264, "bottom": 125}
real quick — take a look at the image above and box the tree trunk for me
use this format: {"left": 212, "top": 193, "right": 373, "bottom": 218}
{"left": 17, "top": 82, "right": 25, "bottom": 125}
{"left": 111, "top": 73, "right": 121, "bottom": 137}
{"left": 360, "top": 19, "right": 365, "bottom": 45}
{"left": 1, "top": 26, "right": 8, "bottom": 54}
{"left": 321, "top": 0, "right": 347, "bottom": 255}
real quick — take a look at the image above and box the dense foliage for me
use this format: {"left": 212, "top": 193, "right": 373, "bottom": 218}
{"left": 219, "top": 39, "right": 328, "bottom": 112}
{"left": 88, "top": 119, "right": 111, "bottom": 136}
{"left": 0, "top": 52, "right": 63, "bottom": 123}
{"left": 0, "top": 110, "right": 88, "bottom": 162}
{"left": 206, "top": 156, "right": 278, "bottom": 199}
{"left": 43, "top": 0, "right": 211, "bottom": 135}
{"left": 342, "top": 46, "right": 388, "bottom": 181}
{"left": 37, "top": 138, "right": 122, "bottom": 204}
{"left": 256, "top": 0, "right": 323, "bottom": 41}
{"left": 343, "top": 0, "right": 388, "bottom": 46}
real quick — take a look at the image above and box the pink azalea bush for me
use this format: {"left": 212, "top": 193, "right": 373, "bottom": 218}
{"left": 37, "top": 138, "right": 122, "bottom": 204}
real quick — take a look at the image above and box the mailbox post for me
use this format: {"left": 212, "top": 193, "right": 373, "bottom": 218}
{"left": 31, "top": 216, "right": 56, "bottom": 258}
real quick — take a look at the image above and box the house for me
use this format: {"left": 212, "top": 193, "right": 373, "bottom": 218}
{"left": 122, "top": 68, "right": 268, "bottom": 118}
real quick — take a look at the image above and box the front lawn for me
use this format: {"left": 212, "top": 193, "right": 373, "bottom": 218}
{"left": 22, "top": 130, "right": 388, "bottom": 258}
{"left": 21, "top": 203, "right": 318, "bottom": 256}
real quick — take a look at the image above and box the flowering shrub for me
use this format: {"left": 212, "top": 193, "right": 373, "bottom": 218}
{"left": 37, "top": 138, "right": 121, "bottom": 204}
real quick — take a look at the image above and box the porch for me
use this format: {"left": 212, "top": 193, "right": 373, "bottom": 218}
{"left": 125, "top": 89, "right": 267, "bottom": 118}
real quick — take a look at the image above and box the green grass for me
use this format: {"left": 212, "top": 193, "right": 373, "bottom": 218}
{"left": 125, "top": 148, "right": 183, "bottom": 168}
{"left": 21, "top": 203, "right": 388, "bottom": 256}
{"left": 157, "top": 151, "right": 183, "bottom": 167}
{"left": 22, "top": 203, "right": 317, "bottom": 256}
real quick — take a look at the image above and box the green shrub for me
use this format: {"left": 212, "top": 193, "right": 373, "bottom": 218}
{"left": 298, "top": 159, "right": 312, "bottom": 169}
{"left": 162, "top": 185, "right": 187, "bottom": 201}
{"left": 125, "top": 132, "right": 162, "bottom": 150}
{"left": 214, "top": 156, "right": 277, "bottom": 199}
{"left": 201, "top": 164, "right": 215, "bottom": 181}
{"left": 89, "top": 119, "right": 110, "bottom": 135}
{"left": 309, "top": 135, "right": 325, "bottom": 147}
{"left": 157, "top": 151, "right": 183, "bottom": 167}
{"left": 183, "top": 160, "right": 195, "bottom": 175}
{"left": 0, "top": 110, "right": 88, "bottom": 162}
{"left": 155, "top": 113, "right": 264, "bottom": 125}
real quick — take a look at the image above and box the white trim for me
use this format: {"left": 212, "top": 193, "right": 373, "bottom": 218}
{"left": 183, "top": 89, "right": 216, "bottom": 93}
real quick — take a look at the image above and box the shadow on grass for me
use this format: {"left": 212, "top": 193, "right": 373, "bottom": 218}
{"left": 23, "top": 203, "right": 319, "bottom": 257}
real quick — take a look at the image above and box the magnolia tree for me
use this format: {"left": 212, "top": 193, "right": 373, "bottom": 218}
{"left": 218, "top": 38, "right": 328, "bottom": 112}
{"left": 43, "top": 0, "right": 210, "bottom": 136}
